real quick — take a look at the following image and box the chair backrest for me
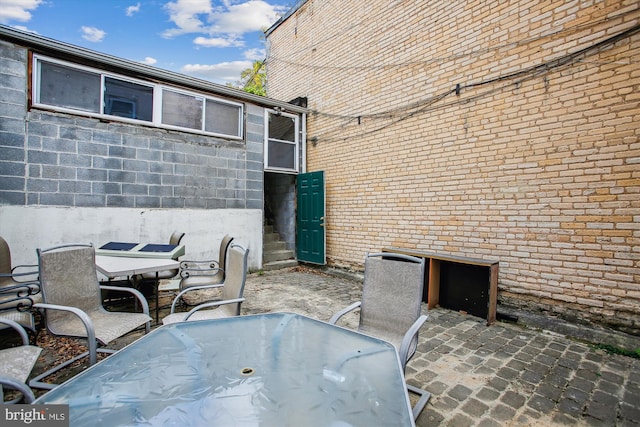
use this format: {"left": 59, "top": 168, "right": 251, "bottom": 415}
{"left": 218, "top": 234, "right": 234, "bottom": 273}
{"left": 0, "top": 236, "right": 12, "bottom": 280}
{"left": 38, "top": 244, "right": 103, "bottom": 330}
{"left": 358, "top": 252, "right": 425, "bottom": 364}
{"left": 219, "top": 244, "right": 249, "bottom": 316}
{"left": 169, "top": 231, "right": 185, "bottom": 246}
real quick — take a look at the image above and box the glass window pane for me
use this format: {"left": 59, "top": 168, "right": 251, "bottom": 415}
{"left": 162, "top": 90, "right": 203, "bottom": 130}
{"left": 205, "top": 99, "right": 240, "bottom": 136}
{"left": 268, "top": 114, "right": 295, "bottom": 141}
{"left": 39, "top": 61, "right": 100, "bottom": 113}
{"left": 104, "top": 77, "right": 153, "bottom": 121}
{"left": 268, "top": 141, "right": 296, "bottom": 169}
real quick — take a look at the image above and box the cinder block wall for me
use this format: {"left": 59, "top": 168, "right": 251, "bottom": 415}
{"left": 266, "top": 0, "right": 640, "bottom": 334}
{"left": 0, "top": 39, "right": 262, "bottom": 209}
{"left": 0, "top": 39, "right": 265, "bottom": 268}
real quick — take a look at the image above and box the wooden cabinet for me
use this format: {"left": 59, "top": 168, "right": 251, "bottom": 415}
{"left": 382, "top": 247, "right": 499, "bottom": 325}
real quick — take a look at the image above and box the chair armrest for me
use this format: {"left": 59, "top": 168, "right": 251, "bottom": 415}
{"left": 33, "top": 302, "right": 99, "bottom": 365}
{"left": 180, "top": 267, "right": 223, "bottom": 279}
{"left": 169, "top": 283, "right": 225, "bottom": 313}
{"left": 328, "top": 301, "right": 362, "bottom": 325}
{"left": 0, "top": 375, "right": 36, "bottom": 403}
{"left": 0, "top": 282, "right": 41, "bottom": 313}
{"left": 0, "top": 280, "right": 40, "bottom": 297}
{"left": 0, "top": 318, "right": 30, "bottom": 345}
{"left": 0, "top": 270, "right": 39, "bottom": 283}
{"left": 3, "top": 265, "right": 39, "bottom": 286}
{"left": 399, "top": 314, "right": 428, "bottom": 366}
{"left": 180, "top": 259, "right": 219, "bottom": 269}
{"left": 11, "top": 263, "right": 38, "bottom": 270}
{"left": 183, "top": 297, "right": 245, "bottom": 321}
{"left": 100, "top": 285, "right": 150, "bottom": 316}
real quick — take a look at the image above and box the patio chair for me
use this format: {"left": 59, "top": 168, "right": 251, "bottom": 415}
{"left": 0, "top": 236, "right": 41, "bottom": 332}
{"left": 139, "top": 231, "right": 185, "bottom": 283}
{"left": 0, "top": 318, "right": 41, "bottom": 403}
{"left": 162, "top": 244, "right": 249, "bottom": 324}
{"left": 179, "top": 234, "right": 233, "bottom": 290}
{"left": 30, "top": 243, "right": 152, "bottom": 390}
{"left": 176, "top": 234, "right": 233, "bottom": 305}
{"left": 136, "top": 231, "right": 185, "bottom": 297}
{"left": 329, "top": 252, "right": 431, "bottom": 420}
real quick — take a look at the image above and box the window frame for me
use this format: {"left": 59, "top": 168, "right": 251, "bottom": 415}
{"left": 32, "top": 54, "right": 244, "bottom": 140}
{"left": 264, "top": 109, "right": 300, "bottom": 174}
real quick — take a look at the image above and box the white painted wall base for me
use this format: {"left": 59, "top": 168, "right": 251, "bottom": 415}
{"left": 0, "top": 206, "right": 263, "bottom": 271}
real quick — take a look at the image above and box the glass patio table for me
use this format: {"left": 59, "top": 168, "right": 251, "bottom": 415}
{"left": 35, "top": 312, "right": 415, "bottom": 426}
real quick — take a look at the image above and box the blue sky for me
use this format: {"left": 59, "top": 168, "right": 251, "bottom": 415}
{"left": 0, "top": 0, "right": 292, "bottom": 85}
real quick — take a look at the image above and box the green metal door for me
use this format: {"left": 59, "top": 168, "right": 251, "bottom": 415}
{"left": 297, "top": 171, "right": 325, "bottom": 264}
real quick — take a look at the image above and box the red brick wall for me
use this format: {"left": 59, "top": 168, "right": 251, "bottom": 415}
{"left": 266, "top": 0, "right": 640, "bottom": 334}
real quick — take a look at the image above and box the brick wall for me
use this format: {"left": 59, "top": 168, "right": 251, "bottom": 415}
{"left": 266, "top": 0, "right": 640, "bottom": 334}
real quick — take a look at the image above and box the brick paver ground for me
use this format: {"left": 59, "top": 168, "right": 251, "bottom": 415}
{"left": 31, "top": 267, "right": 640, "bottom": 426}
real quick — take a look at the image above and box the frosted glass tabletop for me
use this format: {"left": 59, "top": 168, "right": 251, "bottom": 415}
{"left": 36, "top": 313, "right": 415, "bottom": 426}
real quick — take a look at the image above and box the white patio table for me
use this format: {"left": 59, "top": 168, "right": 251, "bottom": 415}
{"left": 95, "top": 255, "right": 180, "bottom": 323}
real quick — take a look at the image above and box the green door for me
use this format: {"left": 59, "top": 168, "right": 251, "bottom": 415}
{"left": 297, "top": 171, "right": 325, "bottom": 264}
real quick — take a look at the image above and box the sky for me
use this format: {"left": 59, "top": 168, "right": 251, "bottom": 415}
{"left": 0, "top": 0, "right": 293, "bottom": 85}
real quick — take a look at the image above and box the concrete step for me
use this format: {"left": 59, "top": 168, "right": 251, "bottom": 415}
{"left": 264, "top": 249, "right": 295, "bottom": 264}
{"left": 262, "top": 259, "right": 298, "bottom": 271}
{"left": 263, "top": 232, "right": 280, "bottom": 243}
{"left": 263, "top": 222, "right": 296, "bottom": 270}
{"left": 264, "top": 240, "right": 287, "bottom": 252}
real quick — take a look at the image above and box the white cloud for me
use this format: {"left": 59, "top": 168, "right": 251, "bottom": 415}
{"left": 11, "top": 25, "right": 37, "bottom": 33}
{"left": 181, "top": 60, "right": 253, "bottom": 84}
{"left": 193, "top": 35, "right": 243, "bottom": 48}
{"left": 162, "top": 0, "right": 286, "bottom": 43}
{"left": 243, "top": 47, "right": 264, "bottom": 61}
{"left": 141, "top": 56, "right": 157, "bottom": 65}
{"left": 210, "top": 0, "right": 283, "bottom": 35}
{"left": 81, "top": 26, "right": 106, "bottom": 42}
{"left": 162, "top": 0, "right": 211, "bottom": 38}
{"left": 0, "top": 0, "right": 43, "bottom": 24}
{"left": 126, "top": 3, "right": 141, "bottom": 17}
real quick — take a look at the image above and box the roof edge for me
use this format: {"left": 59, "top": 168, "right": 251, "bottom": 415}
{"left": 265, "top": 0, "right": 310, "bottom": 37}
{"left": 0, "top": 25, "right": 308, "bottom": 114}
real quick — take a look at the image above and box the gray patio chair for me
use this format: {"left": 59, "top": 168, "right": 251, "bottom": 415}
{"left": 329, "top": 252, "right": 431, "bottom": 420}
{"left": 0, "top": 236, "right": 41, "bottom": 332}
{"left": 179, "top": 234, "right": 233, "bottom": 292}
{"left": 162, "top": 244, "right": 249, "bottom": 324}
{"left": 139, "top": 230, "right": 185, "bottom": 282}
{"left": 0, "top": 318, "right": 41, "bottom": 403}
{"left": 30, "top": 243, "right": 152, "bottom": 390}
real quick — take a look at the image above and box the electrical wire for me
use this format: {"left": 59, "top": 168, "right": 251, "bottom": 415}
{"left": 307, "top": 23, "right": 640, "bottom": 143}
{"left": 267, "top": 7, "right": 640, "bottom": 72}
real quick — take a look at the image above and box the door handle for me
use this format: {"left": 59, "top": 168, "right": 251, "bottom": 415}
{"left": 320, "top": 216, "right": 325, "bottom": 227}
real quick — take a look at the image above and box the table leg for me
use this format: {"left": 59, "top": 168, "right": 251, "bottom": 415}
{"left": 155, "top": 272, "right": 159, "bottom": 323}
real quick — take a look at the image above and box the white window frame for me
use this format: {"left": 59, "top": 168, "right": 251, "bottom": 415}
{"left": 32, "top": 54, "right": 244, "bottom": 140}
{"left": 264, "top": 109, "right": 300, "bottom": 174}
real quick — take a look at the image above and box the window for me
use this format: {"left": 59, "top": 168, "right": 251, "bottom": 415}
{"left": 33, "top": 55, "right": 244, "bottom": 139}
{"left": 38, "top": 61, "right": 101, "bottom": 113}
{"left": 206, "top": 99, "right": 241, "bottom": 137}
{"left": 104, "top": 77, "right": 153, "bottom": 121}
{"left": 265, "top": 110, "right": 299, "bottom": 173}
{"left": 162, "top": 89, "right": 203, "bottom": 130}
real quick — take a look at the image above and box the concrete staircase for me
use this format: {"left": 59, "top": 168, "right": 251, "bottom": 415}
{"left": 263, "top": 224, "right": 297, "bottom": 271}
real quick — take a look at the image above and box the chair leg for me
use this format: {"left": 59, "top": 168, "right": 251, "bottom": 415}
{"left": 29, "top": 348, "right": 116, "bottom": 390}
{"left": 1, "top": 378, "right": 36, "bottom": 403}
{"left": 407, "top": 383, "right": 431, "bottom": 420}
